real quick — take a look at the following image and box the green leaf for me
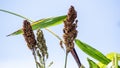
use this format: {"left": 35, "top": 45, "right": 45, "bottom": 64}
{"left": 87, "top": 58, "right": 100, "bottom": 68}
{"left": 98, "top": 52, "right": 120, "bottom": 68}
{"left": 7, "top": 15, "right": 66, "bottom": 36}
{"left": 75, "top": 39, "right": 111, "bottom": 65}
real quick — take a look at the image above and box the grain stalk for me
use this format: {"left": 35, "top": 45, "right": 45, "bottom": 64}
{"left": 63, "top": 6, "right": 81, "bottom": 68}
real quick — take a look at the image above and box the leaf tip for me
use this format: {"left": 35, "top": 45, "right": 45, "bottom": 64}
{"left": 6, "top": 33, "right": 14, "bottom": 37}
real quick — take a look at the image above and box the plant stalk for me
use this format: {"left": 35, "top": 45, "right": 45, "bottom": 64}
{"left": 32, "top": 48, "right": 39, "bottom": 68}
{"left": 115, "top": 53, "right": 118, "bottom": 68}
{"left": 64, "top": 52, "right": 68, "bottom": 68}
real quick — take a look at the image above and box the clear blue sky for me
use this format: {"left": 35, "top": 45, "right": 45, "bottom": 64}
{"left": 0, "top": 0, "right": 120, "bottom": 68}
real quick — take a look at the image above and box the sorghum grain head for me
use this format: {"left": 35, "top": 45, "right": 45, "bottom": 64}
{"left": 63, "top": 6, "right": 78, "bottom": 53}
{"left": 22, "top": 20, "right": 36, "bottom": 49}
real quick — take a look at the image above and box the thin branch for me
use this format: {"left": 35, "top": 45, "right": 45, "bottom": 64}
{"left": 32, "top": 48, "right": 39, "bottom": 68}
{"left": 64, "top": 52, "right": 68, "bottom": 68}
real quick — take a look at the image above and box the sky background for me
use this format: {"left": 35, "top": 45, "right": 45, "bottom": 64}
{"left": 0, "top": 0, "right": 120, "bottom": 68}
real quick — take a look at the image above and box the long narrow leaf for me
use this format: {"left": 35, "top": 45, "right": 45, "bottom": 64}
{"left": 87, "top": 58, "right": 100, "bottom": 68}
{"left": 75, "top": 39, "right": 111, "bottom": 65}
{"left": 7, "top": 15, "right": 66, "bottom": 36}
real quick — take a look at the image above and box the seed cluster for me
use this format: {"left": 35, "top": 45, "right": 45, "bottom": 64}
{"left": 37, "top": 29, "right": 48, "bottom": 58}
{"left": 63, "top": 6, "right": 78, "bottom": 53}
{"left": 22, "top": 20, "right": 36, "bottom": 49}
{"left": 22, "top": 20, "right": 48, "bottom": 68}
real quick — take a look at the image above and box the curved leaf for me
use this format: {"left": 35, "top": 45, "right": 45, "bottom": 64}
{"left": 7, "top": 15, "right": 66, "bottom": 36}
{"left": 87, "top": 58, "right": 100, "bottom": 68}
{"left": 75, "top": 39, "right": 111, "bottom": 65}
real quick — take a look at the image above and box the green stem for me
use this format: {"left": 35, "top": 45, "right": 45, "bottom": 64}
{"left": 64, "top": 52, "right": 68, "bottom": 68}
{"left": 43, "top": 57, "right": 45, "bottom": 68}
{"left": 115, "top": 53, "right": 118, "bottom": 68}
{"left": 32, "top": 48, "right": 39, "bottom": 68}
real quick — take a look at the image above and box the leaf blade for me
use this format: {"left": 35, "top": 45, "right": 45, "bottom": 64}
{"left": 75, "top": 39, "right": 111, "bottom": 65}
{"left": 7, "top": 15, "right": 66, "bottom": 36}
{"left": 87, "top": 58, "right": 100, "bottom": 68}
